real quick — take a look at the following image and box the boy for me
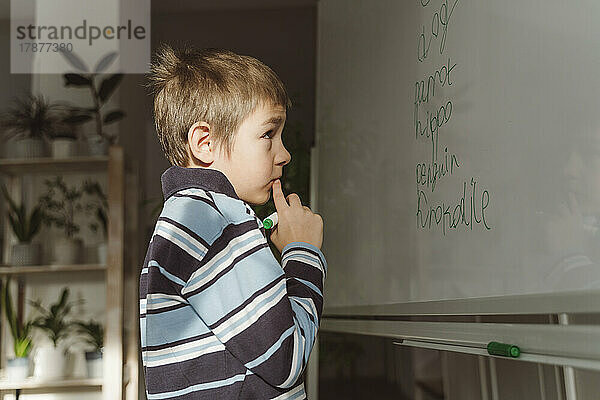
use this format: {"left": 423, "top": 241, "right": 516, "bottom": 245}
{"left": 140, "top": 43, "right": 327, "bottom": 400}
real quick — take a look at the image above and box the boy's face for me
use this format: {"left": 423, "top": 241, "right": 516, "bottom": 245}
{"left": 187, "top": 101, "right": 291, "bottom": 206}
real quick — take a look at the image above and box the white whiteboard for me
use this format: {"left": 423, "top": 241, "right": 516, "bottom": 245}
{"left": 316, "top": 0, "right": 600, "bottom": 307}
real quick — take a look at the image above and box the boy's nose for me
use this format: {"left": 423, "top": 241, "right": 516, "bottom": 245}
{"left": 277, "top": 144, "right": 292, "bottom": 166}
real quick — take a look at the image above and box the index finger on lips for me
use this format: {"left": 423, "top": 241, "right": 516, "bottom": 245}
{"left": 272, "top": 179, "right": 289, "bottom": 210}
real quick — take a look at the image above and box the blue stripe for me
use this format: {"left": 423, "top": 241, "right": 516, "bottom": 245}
{"left": 246, "top": 325, "right": 295, "bottom": 369}
{"left": 146, "top": 372, "right": 247, "bottom": 399}
{"left": 160, "top": 196, "right": 226, "bottom": 243}
{"left": 291, "top": 277, "right": 322, "bottom": 297}
{"left": 205, "top": 279, "right": 286, "bottom": 337}
{"left": 140, "top": 318, "right": 147, "bottom": 348}
{"left": 290, "top": 301, "right": 314, "bottom": 365}
{"left": 185, "top": 249, "right": 283, "bottom": 324}
{"left": 283, "top": 252, "right": 323, "bottom": 269}
{"left": 185, "top": 228, "right": 264, "bottom": 289}
{"left": 282, "top": 241, "right": 327, "bottom": 272}
{"left": 147, "top": 296, "right": 181, "bottom": 305}
{"left": 155, "top": 224, "right": 207, "bottom": 258}
{"left": 144, "top": 306, "right": 211, "bottom": 346}
{"left": 147, "top": 260, "right": 186, "bottom": 286}
{"left": 146, "top": 339, "right": 221, "bottom": 363}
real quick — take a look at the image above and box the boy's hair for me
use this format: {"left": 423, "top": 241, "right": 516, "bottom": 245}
{"left": 145, "top": 43, "right": 292, "bottom": 166}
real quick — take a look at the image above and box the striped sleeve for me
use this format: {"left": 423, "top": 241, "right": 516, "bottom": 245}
{"left": 179, "top": 214, "right": 327, "bottom": 389}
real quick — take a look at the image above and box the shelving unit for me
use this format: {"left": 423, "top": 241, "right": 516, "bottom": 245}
{"left": 0, "top": 146, "right": 136, "bottom": 400}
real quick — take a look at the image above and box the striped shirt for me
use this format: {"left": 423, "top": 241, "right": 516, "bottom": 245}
{"left": 139, "top": 165, "right": 327, "bottom": 399}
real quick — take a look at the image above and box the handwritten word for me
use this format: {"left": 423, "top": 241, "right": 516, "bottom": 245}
{"left": 414, "top": 58, "right": 457, "bottom": 107}
{"left": 416, "top": 147, "right": 460, "bottom": 193}
{"left": 415, "top": 100, "right": 453, "bottom": 163}
{"left": 417, "top": 0, "right": 460, "bottom": 62}
{"left": 416, "top": 177, "right": 491, "bottom": 235}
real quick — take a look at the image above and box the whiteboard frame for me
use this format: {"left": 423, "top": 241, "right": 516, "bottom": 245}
{"left": 320, "top": 318, "right": 600, "bottom": 371}
{"left": 323, "top": 289, "right": 600, "bottom": 317}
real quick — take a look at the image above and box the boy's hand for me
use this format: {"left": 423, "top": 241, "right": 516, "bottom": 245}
{"left": 269, "top": 179, "right": 323, "bottom": 253}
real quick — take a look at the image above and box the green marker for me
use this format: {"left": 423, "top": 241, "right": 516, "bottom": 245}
{"left": 487, "top": 341, "right": 520, "bottom": 358}
{"left": 263, "top": 212, "right": 278, "bottom": 229}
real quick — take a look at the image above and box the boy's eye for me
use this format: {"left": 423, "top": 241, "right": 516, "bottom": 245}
{"left": 262, "top": 130, "right": 275, "bottom": 139}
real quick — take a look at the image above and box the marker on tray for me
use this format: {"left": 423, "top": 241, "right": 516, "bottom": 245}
{"left": 487, "top": 341, "right": 520, "bottom": 358}
{"left": 263, "top": 212, "right": 278, "bottom": 229}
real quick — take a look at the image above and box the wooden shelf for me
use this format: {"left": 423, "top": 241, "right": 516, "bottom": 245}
{"left": 0, "top": 263, "right": 106, "bottom": 275}
{"left": 0, "top": 377, "right": 102, "bottom": 390}
{"left": 0, "top": 147, "right": 135, "bottom": 399}
{"left": 0, "top": 155, "right": 108, "bottom": 176}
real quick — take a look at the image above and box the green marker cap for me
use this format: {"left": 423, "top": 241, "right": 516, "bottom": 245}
{"left": 487, "top": 341, "right": 520, "bottom": 358}
{"left": 263, "top": 219, "right": 273, "bottom": 229}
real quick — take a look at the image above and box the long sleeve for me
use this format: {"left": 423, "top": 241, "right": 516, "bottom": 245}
{"left": 179, "top": 213, "right": 327, "bottom": 389}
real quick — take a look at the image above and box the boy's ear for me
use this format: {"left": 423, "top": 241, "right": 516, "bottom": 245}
{"left": 187, "top": 122, "right": 215, "bottom": 165}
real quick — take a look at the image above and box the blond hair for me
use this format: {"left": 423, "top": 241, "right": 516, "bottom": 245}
{"left": 145, "top": 43, "right": 292, "bottom": 166}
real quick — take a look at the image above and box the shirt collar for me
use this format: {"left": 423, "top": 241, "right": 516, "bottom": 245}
{"left": 161, "top": 165, "right": 240, "bottom": 200}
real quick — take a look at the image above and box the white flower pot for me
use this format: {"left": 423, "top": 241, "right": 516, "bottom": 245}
{"left": 85, "top": 351, "right": 103, "bottom": 378}
{"left": 68, "top": 348, "right": 87, "bottom": 378}
{"left": 33, "top": 345, "right": 66, "bottom": 380}
{"left": 6, "top": 357, "right": 30, "bottom": 381}
{"left": 97, "top": 242, "right": 107, "bottom": 265}
{"left": 87, "top": 137, "right": 108, "bottom": 156}
{"left": 53, "top": 237, "right": 83, "bottom": 265}
{"left": 12, "top": 138, "right": 46, "bottom": 159}
{"left": 51, "top": 138, "right": 78, "bottom": 158}
{"left": 10, "top": 242, "right": 41, "bottom": 266}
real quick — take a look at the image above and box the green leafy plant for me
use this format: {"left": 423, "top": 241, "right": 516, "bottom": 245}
{"left": 74, "top": 319, "right": 103, "bottom": 353}
{"left": 82, "top": 180, "right": 108, "bottom": 238}
{"left": 0, "top": 94, "right": 65, "bottom": 141}
{"left": 62, "top": 73, "right": 126, "bottom": 145}
{"left": 28, "top": 287, "right": 83, "bottom": 348}
{"left": 1, "top": 183, "right": 44, "bottom": 243}
{"left": 39, "top": 176, "right": 87, "bottom": 239}
{"left": 2, "top": 278, "right": 34, "bottom": 358}
{"left": 48, "top": 108, "right": 81, "bottom": 140}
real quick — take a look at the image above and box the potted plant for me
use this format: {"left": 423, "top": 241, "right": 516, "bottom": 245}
{"left": 74, "top": 319, "right": 103, "bottom": 378}
{"left": 28, "top": 287, "right": 82, "bottom": 380}
{"left": 0, "top": 94, "right": 63, "bottom": 159}
{"left": 48, "top": 109, "right": 81, "bottom": 159}
{"left": 39, "top": 176, "right": 86, "bottom": 264}
{"left": 82, "top": 180, "right": 108, "bottom": 264}
{"left": 2, "top": 278, "right": 34, "bottom": 381}
{"left": 62, "top": 73, "right": 126, "bottom": 155}
{"left": 1, "top": 183, "right": 44, "bottom": 266}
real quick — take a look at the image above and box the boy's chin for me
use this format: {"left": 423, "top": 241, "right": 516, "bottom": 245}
{"left": 243, "top": 191, "right": 271, "bottom": 206}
